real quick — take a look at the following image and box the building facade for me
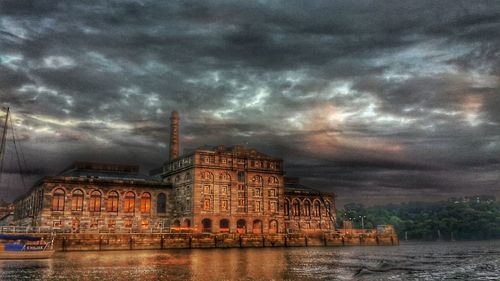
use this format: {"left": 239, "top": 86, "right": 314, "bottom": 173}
{"left": 13, "top": 162, "right": 173, "bottom": 231}
{"left": 13, "top": 111, "right": 336, "bottom": 234}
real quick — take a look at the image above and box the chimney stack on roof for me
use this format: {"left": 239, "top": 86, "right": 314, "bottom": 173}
{"left": 169, "top": 111, "right": 180, "bottom": 160}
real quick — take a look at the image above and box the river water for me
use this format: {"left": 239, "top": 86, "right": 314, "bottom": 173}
{"left": 0, "top": 241, "right": 498, "bottom": 280}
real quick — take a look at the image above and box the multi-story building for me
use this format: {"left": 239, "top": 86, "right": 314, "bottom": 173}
{"left": 12, "top": 111, "right": 336, "bottom": 234}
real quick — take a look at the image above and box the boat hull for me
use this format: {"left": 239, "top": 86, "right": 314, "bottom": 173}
{"left": 0, "top": 250, "right": 54, "bottom": 260}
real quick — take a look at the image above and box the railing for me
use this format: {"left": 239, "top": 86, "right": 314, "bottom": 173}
{"left": 0, "top": 226, "right": 178, "bottom": 234}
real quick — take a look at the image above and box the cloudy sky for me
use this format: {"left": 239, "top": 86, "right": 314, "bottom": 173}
{"left": 1, "top": 0, "right": 500, "bottom": 205}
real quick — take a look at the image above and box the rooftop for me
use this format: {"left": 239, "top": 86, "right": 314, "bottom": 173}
{"left": 59, "top": 161, "right": 155, "bottom": 181}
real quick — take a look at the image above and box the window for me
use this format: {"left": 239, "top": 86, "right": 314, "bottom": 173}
{"left": 221, "top": 185, "right": 228, "bottom": 195}
{"left": 221, "top": 200, "right": 228, "bottom": 211}
{"left": 108, "top": 219, "right": 116, "bottom": 228}
{"left": 141, "top": 219, "right": 149, "bottom": 228}
{"left": 203, "top": 199, "right": 211, "bottom": 211}
{"left": 304, "top": 200, "right": 311, "bottom": 216}
{"left": 237, "top": 171, "right": 245, "bottom": 182}
{"left": 238, "top": 199, "right": 245, "bottom": 207}
{"left": 52, "top": 188, "right": 65, "bottom": 211}
{"left": 268, "top": 189, "right": 276, "bottom": 197}
{"left": 71, "top": 189, "right": 84, "bottom": 211}
{"left": 89, "top": 191, "right": 102, "bottom": 212}
{"left": 270, "top": 201, "right": 277, "bottom": 213}
{"left": 254, "top": 188, "right": 261, "bottom": 196}
{"left": 157, "top": 193, "right": 167, "bottom": 213}
{"left": 202, "top": 218, "right": 212, "bottom": 232}
{"left": 255, "top": 201, "right": 261, "bottom": 212}
{"left": 284, "top": 200, "right": 290, "bottom": 216}
{"left": 220, "top": 219, "right": 230, "bottom": 232}
{"left": 124, "top": 192, "right": 135, "bottom": 213}
{"left": 292, "top": 200, "right": 300, "bottom": 216}
{"left": 313, "top": 201, "right": 321, "bottom": 217}
{"left": 107, "top": 191, "right": 119, "bottom": 212}
{"left": 140, "top": 193, "right": 151, "bottom": 213}
{"left": 204, "top": 185, "right": 211, "bottom": 194}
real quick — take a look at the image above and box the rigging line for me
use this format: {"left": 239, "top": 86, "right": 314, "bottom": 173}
{"left": 9, "top": 114, "right": 27, "bottom": 190}
{"left": 0, "top": 107, "right": 10, "bottom": 183}
{"left": 9, "top": 113, "right": 29, "bottom": 176}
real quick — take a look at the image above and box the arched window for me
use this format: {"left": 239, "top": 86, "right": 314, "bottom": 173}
{"left": 124, "top": 192, "right": 135, "bottom": 213}
{"left": 269, "top": 220, "right": 278, "bottom": 234}
{"left": 157, "top": 193, "right": 167, "bottom": 213}
{"left": 252, "top": 220, "right": 263, "bottom": 234}
{"left": 52, "top": 188, "right": 65, "bottom": 211}
{"left": 313, "top": 201, "right": 321, "bottom": 217}
{"left": 107, "top": 191, "right": 119, "bottom": 212}
{"left": 202, "top": 218, "right": 212, "bottom": 233}
{"left": 292, "top": 199, "right": 300, "bottom": 216}
{"left": 89, "top": 191, "right": 102, "bottom": 212}
{"left": 173, "top": 219, "right": 181, "bottom": 227}
{"left": 284, "top": 199, "right": 290, "bottom": 216}
{"left": 252, "top": 175, "right": 263, "bottom": 186}
{"left": 140, "top": 193, "right": 151, "bottom": 213}
{"left": 237, "top": 219, "right": 246, "bottom": 234}
{"left": 267, "top": 176, "right": 279, "bottom": 185}
{"left": 304, "top": 200, "right": 311, "bottom": 216}
{"left": 220, "top": 219, "right": 230, "bottom": 233}
{"left": 71, "top": 189, "right": 84, "bottom": 211}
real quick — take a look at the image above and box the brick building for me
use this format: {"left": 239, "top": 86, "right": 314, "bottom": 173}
{"left": 13, "top": 162, "right": 173, "bottom": 231}
{"left": 13, "top": 111, "right": 336, "bottom": 234}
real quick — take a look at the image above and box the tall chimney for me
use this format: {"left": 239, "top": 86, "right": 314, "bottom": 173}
{"left": 169, "top": 111, "right": 180, "bottom": 160}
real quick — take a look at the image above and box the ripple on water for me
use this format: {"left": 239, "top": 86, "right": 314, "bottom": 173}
{"left": 0, "top": 241, "right": 499, "bottom": 281}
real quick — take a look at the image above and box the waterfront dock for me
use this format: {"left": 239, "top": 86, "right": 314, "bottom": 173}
{"left": 0, "top": 227, "right": 398, "bottom": 251}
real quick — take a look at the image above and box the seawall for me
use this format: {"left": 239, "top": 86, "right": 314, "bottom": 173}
{"left": 16, "top": 233, "right": 399, "bottom": 251}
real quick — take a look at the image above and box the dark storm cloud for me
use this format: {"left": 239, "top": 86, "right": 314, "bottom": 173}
{"left": 1, "top": 0, "right": 500, "bottom": 204}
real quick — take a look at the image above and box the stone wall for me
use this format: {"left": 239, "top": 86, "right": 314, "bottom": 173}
{"left": 24, "top": 233, "right": 399, "bottom": 251}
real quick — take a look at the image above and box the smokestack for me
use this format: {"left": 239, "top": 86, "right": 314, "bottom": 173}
{"left": 169, "top": 111, "right": 180, "bottom": 160}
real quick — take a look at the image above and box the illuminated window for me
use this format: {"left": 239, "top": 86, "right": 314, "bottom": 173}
{"left": 89, "top": 191, "right": 102, "bottom": 212}
{"left": 108, "top": 219, "right": 116, "bottom": 228}
{"left": 141, "top": 219, "right": 149, "bottom": 228}
{"left": 52, "top": 188, "right": 65, "bottom": 211}
{"left": 107, "top": 191, "right": 119, "bottom": 212}
{"left": 124, "top": 192, "right": 135, "bottom": 213}
{"left": 71, "top": 189, "right": 84, "bottom": 211}
{"left": 268, "top": 189, "right": 276, "bottom": 197}
{"left": 140, "top": 193, "right": 151, "bottom": 213}
{"left": 203, "top": 199, "right": 210, "bottom": 210}
{"left": 221, "top": 185, "right": 228, "bottom": 195}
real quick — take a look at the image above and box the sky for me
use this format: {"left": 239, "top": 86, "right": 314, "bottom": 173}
{"left": 1, "top": 0, "right": 500, "bottom": 206}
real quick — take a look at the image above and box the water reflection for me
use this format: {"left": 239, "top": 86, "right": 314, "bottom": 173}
{"left": 0, "top": 241, "right": 499, "bottom": 280}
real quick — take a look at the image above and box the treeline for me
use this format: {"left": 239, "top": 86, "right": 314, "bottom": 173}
{"left": 337, "top": 199, "right": 500, "bottom": 241}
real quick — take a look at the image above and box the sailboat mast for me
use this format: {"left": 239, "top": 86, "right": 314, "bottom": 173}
{"left": 0, "top": 107, "right": 10, "bottom": 181}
